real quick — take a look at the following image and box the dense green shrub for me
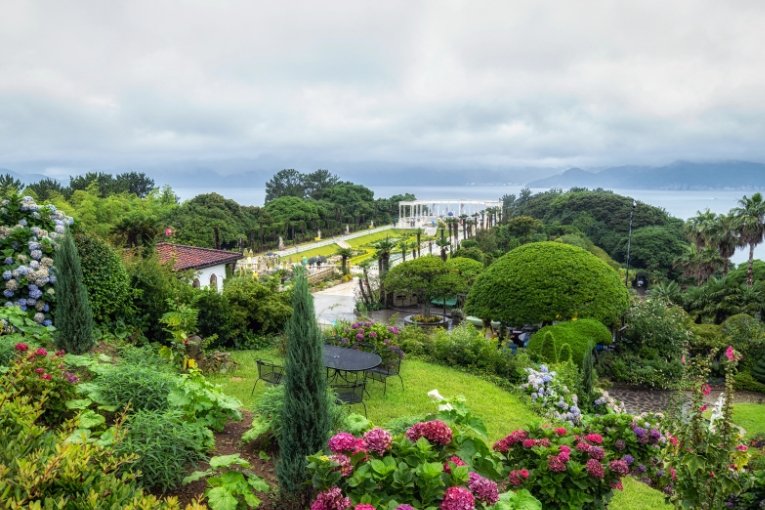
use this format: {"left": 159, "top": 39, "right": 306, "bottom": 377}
{"left": 117, "top": 409, "right": 212, "bottom": 491}
{"left": 223, "top": 276, "right": 291, "bottom": 343}
{"left": 194, "top": 287, "right": 238, "bottom": 348}
{"left": 90, "top": 363, "right": 178, "bottom": 412}
{"left": 75, "top": 232, "right": 133, "bottom": 324}
{"left": 395, "top": 324, "right": 432, "bottom": 355}
{"left": 0, "top": 385, "right": 200, "bottom": 509}
{"left": 126, "top": 254, "right": 191, "bottom": 342}
{"left": 466, "top": 242, "right": 628, "bottom": 326}
{"left": 53, "top": 232, "right": 95, "bottom": 354}
{"left": 597, "top": 351, "right": 684, "bottom": 389}
{"left": 430, "top": 324, "right": 521, "bottom": 381}
{"left": 722, "top": 313, "right": 765, "bottom": 370}
{"left": 689, "top": 323, "right": 726, "bottom": 357}
{"left": 528, "top": 319, "right": 611, "bottom": 367}
{"left": 620, "top": 298, "right": 692, "bottom": 358}
{"left": 384, "top": 256, "right": 463, "bottom": 317}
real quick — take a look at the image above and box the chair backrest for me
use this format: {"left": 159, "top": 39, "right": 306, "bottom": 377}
{"left": 257, "top": 359, "right": 284, "bottom": 382}
{"left": 332, "top": 380, "right": 365, "bottom": 405}
{"left": 383, "top": 356, "right": 401, "bottom": 375}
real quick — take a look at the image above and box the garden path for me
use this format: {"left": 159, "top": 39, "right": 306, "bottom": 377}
{"left": 609, "top": 384, "right": 765, "bottom": 414}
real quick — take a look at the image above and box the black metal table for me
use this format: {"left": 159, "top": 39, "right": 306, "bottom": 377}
{"left": 324, "top": 345, "right": 381, "bottom": 382}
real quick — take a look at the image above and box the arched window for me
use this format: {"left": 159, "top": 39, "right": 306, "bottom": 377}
{"left": 209, "top": 273, "right": 218, "bottom": 290}
{"left": 192, "top": 278, "right": 200, "bottom": 288}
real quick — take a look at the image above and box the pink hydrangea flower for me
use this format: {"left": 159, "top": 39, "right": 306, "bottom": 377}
{"left": 493, "top": 430, "right": 528, "bottom": 452}
{"left": 311, "top": 487, "right": 351, "bottom": 510}
{"left": 355, "top": 505, "right": 376, "bottom": 510}
{"left": 468, "top": 472, "right": 499, "bottom": 505}
{"left": 554, "top": 427, "right": 567, "bottom": 436}
{"left": 609, "top": 459, "right": 630, "bottom": 476}
{"left": 363, "top": 427, "right": 393, "bottom": 456}
{"left": 41, "top": 373, "right": 52, "bottom": 381}
{"left": 508, "top": 468, "right": 530, "bottom": 486}
{"left": 329, "top": 454, "right": 353, "bottom": 477}
{"left": 585, "top": 459, "right": 605, "bottom": 479}
{"left": 547, "top": 455, "right": 567, "bottom": 472}
{"left": 34, "top": 347, "right": 48, "bottom": 357}
{"left": 444, "top": 455, "right": 466, "bottom": 474}
{"left": 14, "top": 342, "right": 28, "bottom": 352}
{"left": 584, "top": 433, "right": 603, "bottom": 444}
{"left": 588, "top": 446, "right": 605, "bottom": 460}
{"left": 396, "top": 506, "right": 415, "bottom": 510}
{"left": 440, "top": 486, "right": 475, "bottom": 510}
{"left": 328, "top": 432, "right": 366, "bottom": 455}
{"left": 406, "top": 420, "right": 452, "bottom": 446}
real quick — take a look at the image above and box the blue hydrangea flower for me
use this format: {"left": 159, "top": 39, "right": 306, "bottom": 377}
{"left": 2, "top": 289, "right": 14, "bottom": 298}
{"left": 30, "top": 250, "right": 42, "bottom": 260}
{"left": 43, "top": 319, "right": 52, "bottom": 326}
{"left": 3, "top": 257, "right": 12, "bottom": 265}
{"left": 2, "top": 271, "right": 11, "bottom": 280}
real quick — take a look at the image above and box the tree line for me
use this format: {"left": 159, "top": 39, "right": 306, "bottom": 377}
{"left": 0, "top": 170, "right": 414, "bottom": 252}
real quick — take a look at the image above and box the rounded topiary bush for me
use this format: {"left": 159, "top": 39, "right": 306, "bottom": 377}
{"left": 465, "top": 242, "right": 628, "bottom": 326}
{"left": 528, "top": 319, "right": 612, "bottom": 367}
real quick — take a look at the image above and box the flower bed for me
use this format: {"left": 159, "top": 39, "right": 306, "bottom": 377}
{"left": 327, "top": 320, "right": 404, "bottom": 365}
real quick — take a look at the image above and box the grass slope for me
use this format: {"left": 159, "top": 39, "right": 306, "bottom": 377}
{"left": 211, "top": 348, "right": 679, "bottom": 509}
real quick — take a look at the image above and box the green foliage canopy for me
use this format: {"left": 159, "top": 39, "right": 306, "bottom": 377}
{"left": 465, "top": 242, "right": 629, "bottom": 326}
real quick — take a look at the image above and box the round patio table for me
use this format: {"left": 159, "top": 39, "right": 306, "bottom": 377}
{"left": 324, "top": 345, "right": 382, "bottom": 373}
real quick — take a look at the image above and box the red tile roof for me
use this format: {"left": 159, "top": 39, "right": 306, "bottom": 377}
{"left": 156, "top": 243, "right": 242, "bottom": 271}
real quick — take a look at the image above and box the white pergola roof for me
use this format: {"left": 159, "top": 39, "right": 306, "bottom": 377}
{"left": 398, "top": 199, "right": 501, "bottom": 206}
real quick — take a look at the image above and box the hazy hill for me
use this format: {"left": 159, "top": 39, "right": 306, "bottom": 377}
{"left": 527, "top": 161, "right": 765, "bottom": 190}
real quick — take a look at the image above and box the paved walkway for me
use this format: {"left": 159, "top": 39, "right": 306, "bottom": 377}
{"left": 608, "top": 384, "right": 765, "bottom": 414}
{"left": 274, "top": 225, "right": 395, "bottom": 258}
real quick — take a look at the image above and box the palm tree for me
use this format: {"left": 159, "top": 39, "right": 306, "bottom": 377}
{"left": 710, "top": 213, "right": 738, "bottom": 275}
{"left": 674, "top": 245, "right": 722, "bottom": 285}
{"left": 686, "top": 209, "right": 718, "bottom": 249}
{"left": 398, "top": 239, "right": 410, "bottom": 262}
{"left": 648, "top": 280, "right": 682, "bottom": 305}
{"left": 415, "top": 228, "right": 424, "bottom": 257}
{"left": 371, "top": 237, "right": 395, "bottom": 276}
{"left": 336, "top": 247, "right": 353, "bottom": 276}
{"left": 733, "top": 192, "right": 765, "bottom": 286}
{"left": 459, "top": 214, "right": 468, "bottom": 240}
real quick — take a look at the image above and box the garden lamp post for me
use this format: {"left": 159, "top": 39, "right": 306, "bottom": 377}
{"left": 625, "top": 200, "right": 636, "bottom": 287}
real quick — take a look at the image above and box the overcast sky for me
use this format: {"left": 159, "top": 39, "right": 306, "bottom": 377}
{"left": 2, "top": 0, "right": 765, "bottom": 181}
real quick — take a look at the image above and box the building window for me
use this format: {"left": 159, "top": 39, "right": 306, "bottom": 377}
{"left": 210, "top": 273, "right": 218, "bottom": 289}
{"left": 192, "top": 278, "right": 200, "bottom": 288}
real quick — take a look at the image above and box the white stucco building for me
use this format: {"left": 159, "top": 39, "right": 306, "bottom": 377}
{"left": 156, "top": 243, "right": 242, "bottom": 292}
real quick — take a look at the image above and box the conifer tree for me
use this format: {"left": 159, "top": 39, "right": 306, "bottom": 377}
{"left": 580, "top": 350, "right": 596, "bottom": 411}
{"left": 558, "top": 343, "right": 573, "bottom": 363}
{"left": 53, "top": 231, "right": 95, "bottom": 354}
{"left": 277, "top": 267, "right": 329, "bottom": 505}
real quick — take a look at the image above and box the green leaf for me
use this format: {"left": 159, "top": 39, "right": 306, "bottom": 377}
{"left": 243, "top": 492, "right": 262, "bottom": 508}
{"left": 210, "top": 454, "right": 250, "bottom": 469}
{"left": 247, "top": 474, "right": 270, "bottom": 492}
{"left": 183, "top": 470, "right": 213, "bottom": 484}
{"left": 65, "top": 398, "right": 92, "bottom": 410}
{"left": 206, "top": 486, "right": 239, "bottom": 510}
{"left": 77, "top": 410, "right": 106, "bottom": 429}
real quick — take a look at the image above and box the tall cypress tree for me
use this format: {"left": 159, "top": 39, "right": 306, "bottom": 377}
{"left": 53, "top": 231, "right": 95, "bottom": 354}
{"left": 277, "top": 267, "right": 329, "bottom": 505}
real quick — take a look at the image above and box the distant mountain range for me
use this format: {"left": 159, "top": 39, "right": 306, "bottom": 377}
{"left": 526, "top": 161, "right": 765, "bottom": 190}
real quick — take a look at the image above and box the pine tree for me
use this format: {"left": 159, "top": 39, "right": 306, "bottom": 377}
{"left": 53, "top": 232, "right": 95, "bottom": 354}
{"left": 580, "top": 350, "right": 596, "bottom": 411}
{"left": 751, "top": 353, "right": 765, "bottom": 384}
{"left": 277, "top": 267, "right": 329, "bottom": 506}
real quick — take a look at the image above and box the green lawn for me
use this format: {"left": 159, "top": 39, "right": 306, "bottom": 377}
{"left": 284, "top": 243, "right": 341, "bottom": 263}
{"left": 733, "top": 403, "right": 765, "bottom": 437}
{"left": 346, "top": 229, "right": 411, "bottom": 248}
{"left": 212, "top": 349, "right": 677, "bottom": 510}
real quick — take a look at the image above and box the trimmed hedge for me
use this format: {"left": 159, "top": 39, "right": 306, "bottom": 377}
{"left": 528, "top": 319, "right": 611, "bottom": 367}
{"left": 465, "top": 242, "right": 628, "bottom": 326}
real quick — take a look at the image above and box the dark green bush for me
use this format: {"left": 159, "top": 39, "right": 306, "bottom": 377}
{"left": 689, "top": 323, "right": 726, "bottom": 356}
{"left": 395, "top": 324, "right": 432, "bottom": 355}
{"left": 194, "top": 288, "right": 238, "bottom": 348}
{"left": 126, "top": 255, "right": 191, "bottom": 342}
{"left": 429, "top": 323, "right": 521, "bottom": 381}
{"left": 223, "top": 276, "right": 292, "bottom": 343}
{"left": 597, "top": 351, "right": 683, "bottom": 389}
{"left": 528, "top": 319, "right": 611, "bottom": 367}
{"left": 74, "top": 233, "right": 132, "bottom": 325}
{"left": 465, "top": 242, "right": 629, "bottom": 326}
{"left": 117, "top": 409, "right": 212, "bottom": 491}
{"left": 93, "top": 363, "right": 178, "bottom": 412}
